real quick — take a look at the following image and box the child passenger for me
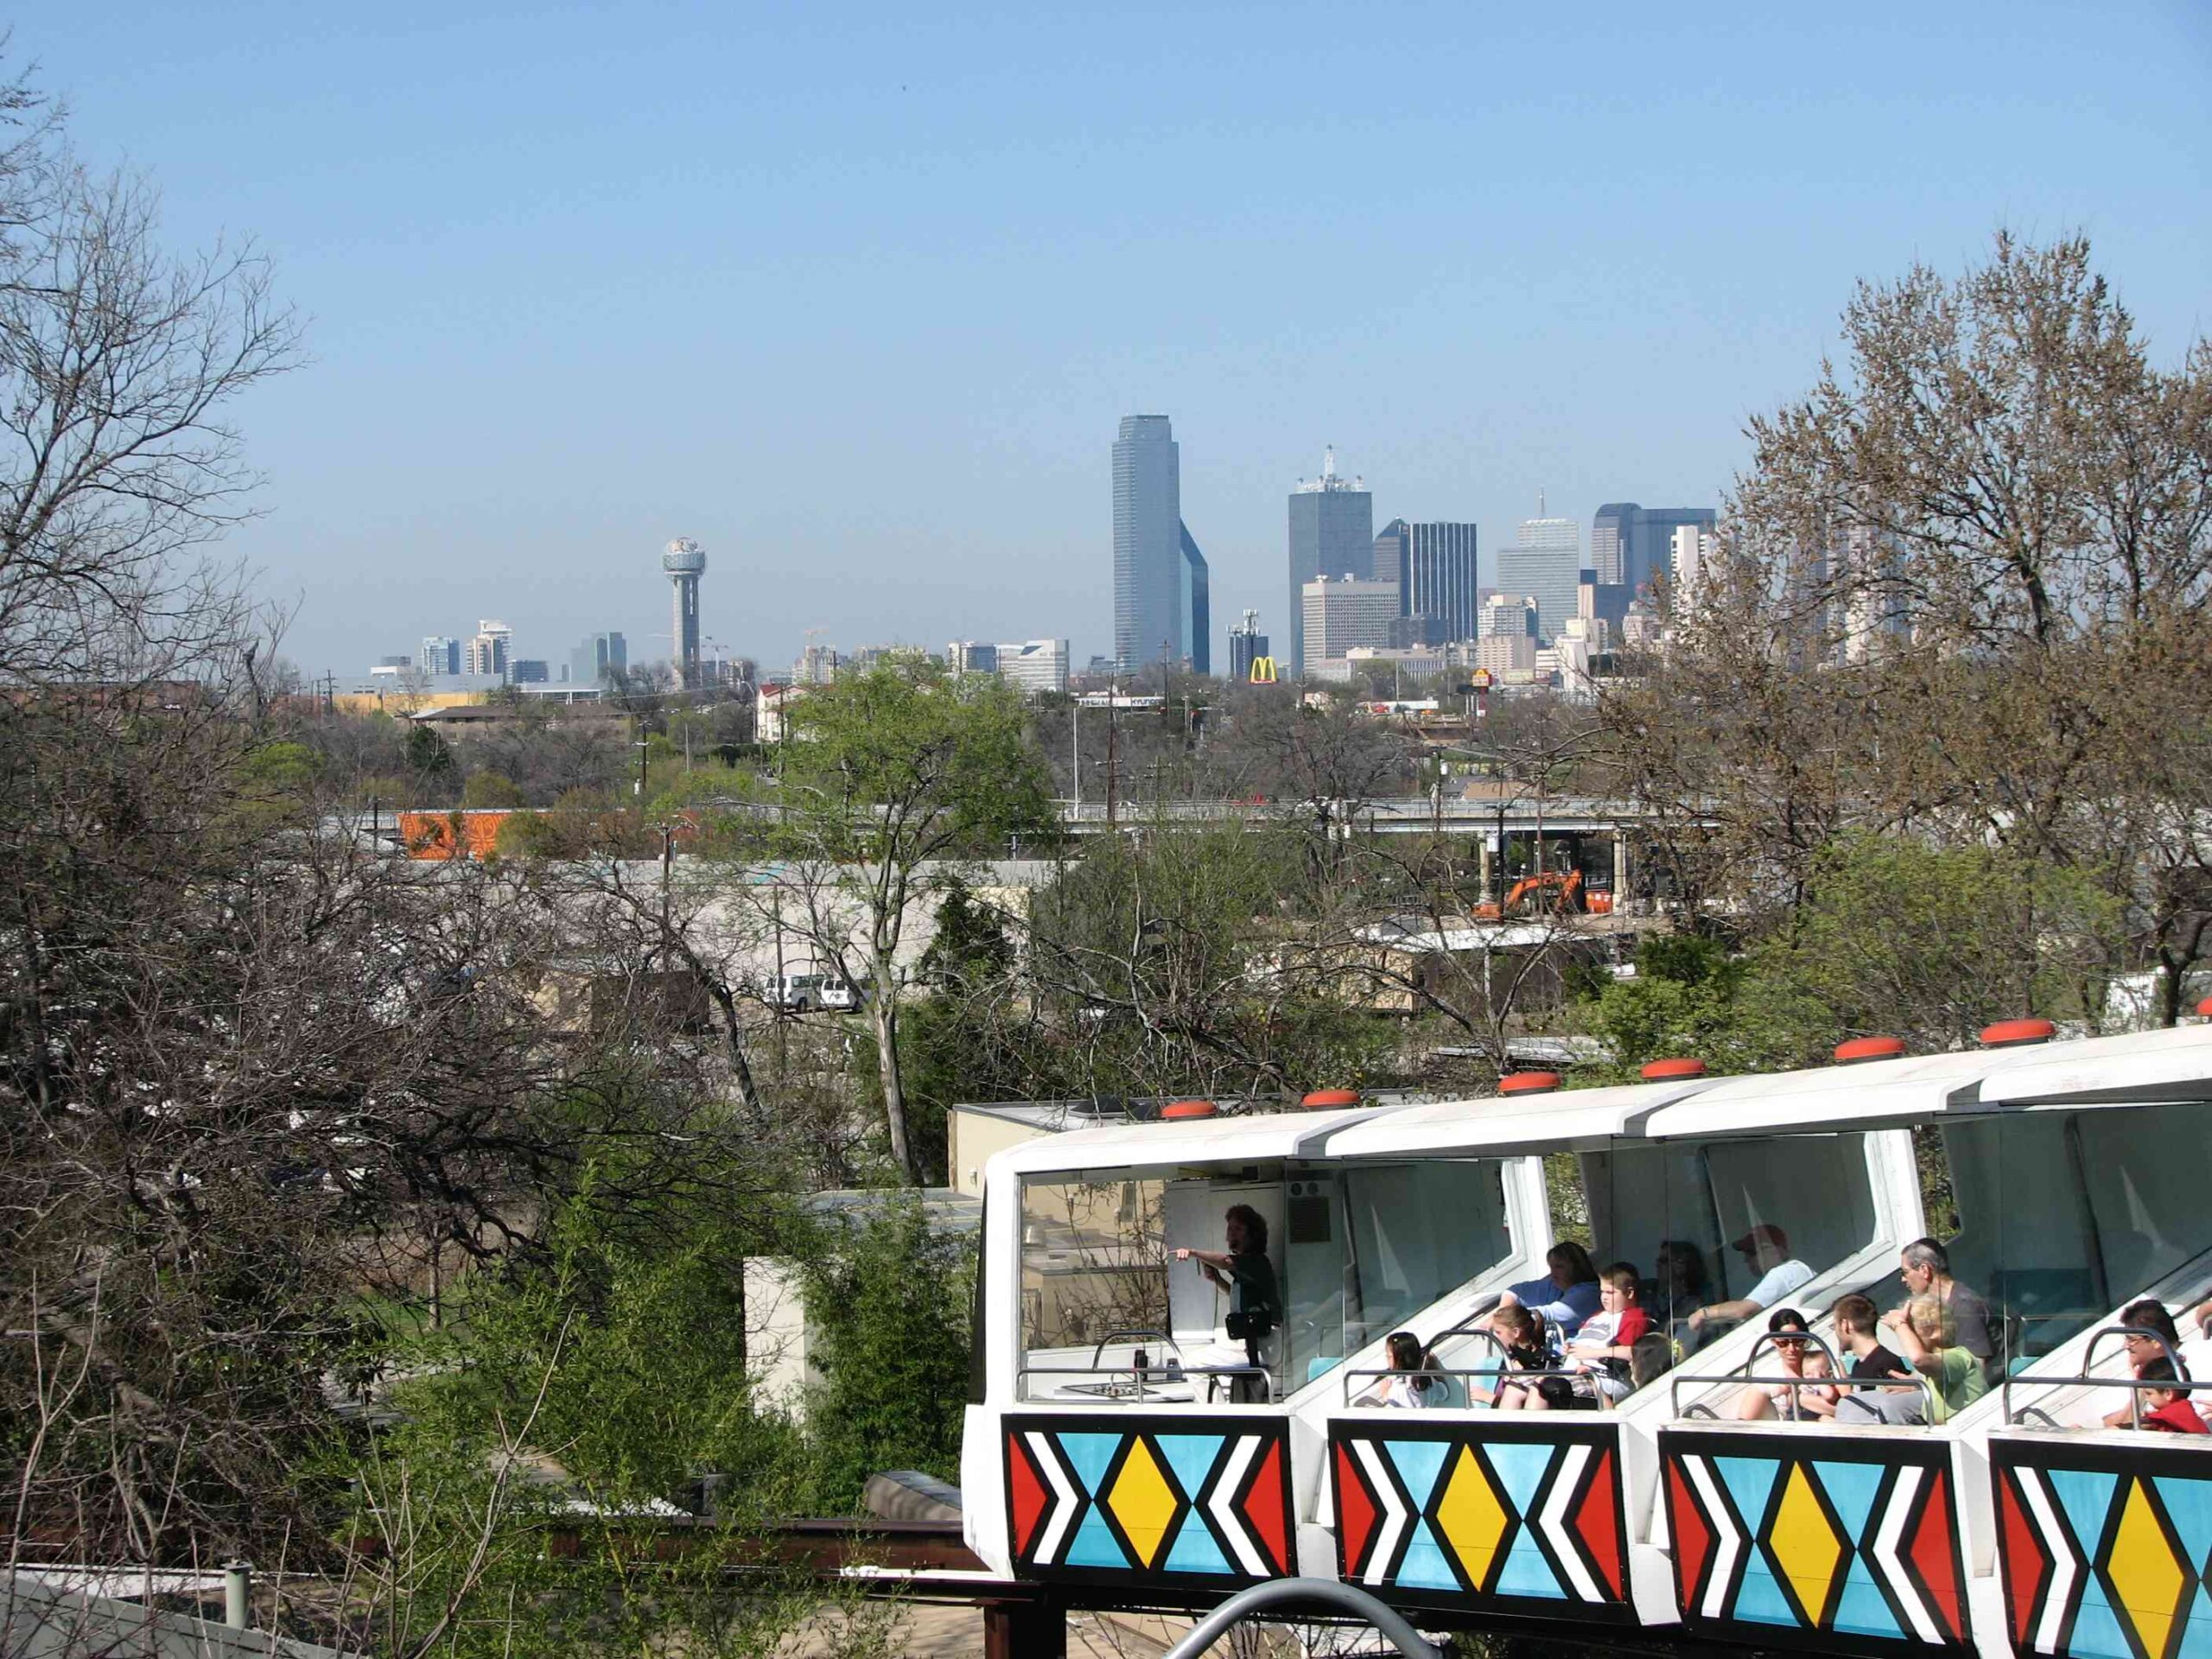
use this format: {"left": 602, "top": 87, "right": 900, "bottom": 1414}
{"left": 1357, "top": 1331, "right": 1444, "bottom": 1409}
{"left": 1475, "top": 1304, "right": 1553, "bottom": 1408}
{"left": 2138, "top": 1359, "right": 2209, "bottom": 1436}
{"left": 1840, "top": 1294, "right": 1988, "bottom": 1424}
{"left": 1564, "top": 1262, "right": 1656, "bottom": 1404}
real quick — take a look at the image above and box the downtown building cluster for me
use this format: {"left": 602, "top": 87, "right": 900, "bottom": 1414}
{"left": 1110, "top": 413, "right": 1717, "bottom": 696}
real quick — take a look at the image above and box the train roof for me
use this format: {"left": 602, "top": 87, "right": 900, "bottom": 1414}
{"left": 1324, "top": 1074, "right": 1717, "bottom": 1159}
{"left": 1643, "top": 1021, "right": 2212, "bottom": 1138}
{"left": 990, "top": 1103, "right": 1382, "bottom": 1176}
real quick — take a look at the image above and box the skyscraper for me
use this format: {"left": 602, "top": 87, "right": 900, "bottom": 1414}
{"left": 996, "top": 639, "right": 1071, "bottom": 695}
{"left": 1112, "top": 416, "right": 1206, "bottom": 673}
{"left": 1402, "top": 522, "right": 1480, "bottom": 644}
{"left": 1301, "top": 575, "right": 1397, "bottom": 668}
{"left": 570, "top": 630, "right": 628, "bottom": 689}
{"left": 465, "top": 620, "right": 512, "bottom": 678}
{"left": 420, "top": 636, "right": 461, "bottom": 677}
{"left": 1592, "top": 503, "right": 1718, "bottom": 599}
{"left": 1496, "top": 509, "right": 1580, "bottom": 645}
{"left": 1179, "top": 522, "right": 1211, "bottom": 676}
{"left": 1287, "top": 448, "right": 1373, "bottom": 679}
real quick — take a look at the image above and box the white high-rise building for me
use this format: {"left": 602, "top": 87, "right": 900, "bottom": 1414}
{"left": 464, "top": 620, "right": 512, "bottom": 678}
{"left": 1495, "top": 506, "right": 1581, "bottom": 645}
{"left": 996, "top": 639, "right": 1070, "bottom": 696}
{"left": 1669, "top": 523, "right": 1718, "bottom": 620}
{"left": 1301, "top": 575, "right": 1397, "bottom": 669}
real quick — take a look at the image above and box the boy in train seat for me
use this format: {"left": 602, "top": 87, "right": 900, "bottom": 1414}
{"left": 1562, "top": 1262, "right": 1656, "bottom": 1405}
{"left": 2137, "top": 1358, "right": 2209, "bottom": 1436}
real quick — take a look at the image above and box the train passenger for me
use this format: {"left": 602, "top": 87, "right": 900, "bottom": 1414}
{"left": 1490, "top": 1241, "right": 1603, "bottom": 1338}
{"left": 2102, "top": 1300, "right": 2190, "bottom": 1428}
{"left": 1838, "top": 1294, "right": 1987, "bottom": 1424}
{"left": 1735, "top": 1307, "right": 1839, "bottom": 1421}
{"left": 1173, "top": 1204, "right": 1279, "bottom": 1402}
{"left": 1650, "top": 1239, "right": 1712, "bottom": 1332}
{"left": 1831, "top": 1294, "right": 1913, "bottom": 1386}
{"left": 1687, "top": 1224, "right": 1812, "bottom": 1341}
{"left": 2135, "top": 1359, "right": 2208, "bottom": 1436}
{"left": 1897, "top": 1237, "right": 1996, "bottom": 1365}
{"left": 1563, "top": 1262, "right": 1656, "bottom": 1404}
{"left": 1473, "top": 1305, "right": 1554, "bottom": 1408}
{"left": 1356, "top": 1331, "right": 1445, "bottom": 1409}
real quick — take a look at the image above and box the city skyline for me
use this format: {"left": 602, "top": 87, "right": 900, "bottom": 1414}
{"left": 29, "top": 8, "right": 2202, "bottom": 677}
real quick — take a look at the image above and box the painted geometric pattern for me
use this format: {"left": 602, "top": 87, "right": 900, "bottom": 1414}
{"left": 1659, "top": 1429, "right": 1968, "bottom": 1650}
{"left": 1002, "top": 1414, "right": 1293, "bottom": 1585}
{"left": 1328, "top": 1421, "right": 1630, "bottom": 1620}
{"left": 1992, "top": 1438, "right": 2212, "bottom": 1659}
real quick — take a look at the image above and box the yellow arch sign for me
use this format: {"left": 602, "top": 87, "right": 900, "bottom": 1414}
{"left": 1248, "top": 656, "right": 1279, "bottom": 683}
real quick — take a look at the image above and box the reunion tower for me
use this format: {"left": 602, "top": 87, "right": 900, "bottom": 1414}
{"left": 662, "top": 537, "right": 707, "bottom": 688}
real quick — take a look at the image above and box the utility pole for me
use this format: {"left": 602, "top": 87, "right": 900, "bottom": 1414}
{"left": 1105, "top": 687, "right": 1120, "bottom": 830}
{"left": 1072, "top": 700, "right": 1081, "bottom": 812}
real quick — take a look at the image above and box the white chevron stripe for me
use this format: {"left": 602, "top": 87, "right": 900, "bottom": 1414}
{"left": 1871, "top": 1465, "right": 1942, "bottom": 1644}
{"left": 1351, "top": 1438, "right": 1409, "bottom": 1587}
{"left": 1027, "top": 1431, "right": 1078, "bottom": 1567}
{"left": 2016, "top": 1467, "right": 2077, "bottom": 1656}
{"left": 1210, "top": 1434, "right": 1270, "bottom": 1577}
{"left": 1538, "top": 1444, "right": 1603, "bottom": 1601}
{"left": 1684, "top": 1455, "right": 1742, "bottom": 1621}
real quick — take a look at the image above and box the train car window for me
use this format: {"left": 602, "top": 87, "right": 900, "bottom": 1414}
{"left": 1018, "top": 1173, "right": 1169, "bottom": 1397}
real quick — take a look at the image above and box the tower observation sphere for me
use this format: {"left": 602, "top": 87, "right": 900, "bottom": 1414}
{"left": 662, "top": 537, "right": 708, "bottom": 687}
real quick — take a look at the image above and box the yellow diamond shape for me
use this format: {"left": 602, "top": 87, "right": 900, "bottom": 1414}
{"left": 1105, "top": 1437, "right": 1180, "bottom": 1569}
{"left": 1433, "top": 1445, "right": 1510, "bottom": 1590}
{"left": 1770, "top": 1464, "right": 1844, "bottom": 1624}
{"left": 2110, "top": 1478, "right": 2187, "bottom": 1659}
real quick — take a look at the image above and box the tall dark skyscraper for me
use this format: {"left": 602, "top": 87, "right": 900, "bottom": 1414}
{"left": 1112, "top": 416, "right": 1208, "bottom": 671}
{"left": 1403, "top": 521, "right": 1479, "bottom": 644}
{"left": 1287, "top": 448, "right": 1372, "bottom": 678}
{"left": 1228, "top": 609, "right": 1268, "bottom": 682}
{"left": 1592, "top": 503, "right": 1718, "bottom": 599}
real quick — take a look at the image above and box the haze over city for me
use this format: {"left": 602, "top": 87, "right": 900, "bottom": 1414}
{"left": 29, "top": 3, "right": 2210, "bottom": 677}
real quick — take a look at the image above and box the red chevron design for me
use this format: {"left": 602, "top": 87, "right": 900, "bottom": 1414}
{"left": 1243, "top": 1437, "right": 1289, "bottom": 1573}
{"left": 1998, "top": 1473, "right": 2045, "bottom": 1653}
{"left": 1909, "top": 1468, "right": 1962, "bottom": 1643}
{"left": 1336, "top": 1440, "right": 1378, "bottom": 1578}
{"left": 1668, "top": 1459, "right": 1713, "bottom": 1612}
{"left": 1574, "top": 1445, "right": 1624, "bottom": 1600}
{"left": 1007, "top": 1431, "right": 1048, "bottom": 1559}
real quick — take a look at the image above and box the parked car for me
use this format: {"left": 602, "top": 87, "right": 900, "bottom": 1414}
{"left": 766, "top": 972, "right": 863, "bottom": 1012}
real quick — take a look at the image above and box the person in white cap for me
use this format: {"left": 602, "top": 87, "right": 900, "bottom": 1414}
{"left": 1686, "top": 1223, "right": 1814, "bottom": 1341}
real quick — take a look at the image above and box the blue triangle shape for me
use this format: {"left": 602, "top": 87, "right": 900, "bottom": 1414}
{"left": 1162, "top": 1513, "right": 1232, "bottom": 1577}
{"left": 1495, "top": 1541, "right": 1567, "bottom": 1599}
{"left": 1058, "top": 1433, "right": 1122, "bottom": 1497}
{"left": 1732, "top": 1562, "right": 1800, "bottom": 1628}
{"left": 1385, "top": 1439, "right": 1452, "bottom": 1510}
{"left": 1395, "top": 1519, "right": 1460, "bottom": 1592}
{"left": 1813, "top": 1459, "right": 1886, "bottom": 1543}
{"left": 2047, "top": 1468, "right": 2120, "bottom": 1554}
{"left": 1065, "top": 1503, "right": 1130, "bottom": 1569}
{"left": 1154, "top": 1434, "right": 1224, "bottom": 1504}
{"left": 2176, "top": 1584, "right": 2212, "bottom": 1659}
{"left": 1831, "top": 1554, "right": 1904, "bottom": 1639}
{"left": 1714, "top": 1455, "right": 1783, "bottom": 1533}
{"left": 1484, "top": 1440, "right": 1554, "bottom": 1518}
{"left": 2155, "top": 1473, "right": 2212, "bottom": 1580}
{"left": 2069, "top": 1570, "right": 2130, "bottom": 1659}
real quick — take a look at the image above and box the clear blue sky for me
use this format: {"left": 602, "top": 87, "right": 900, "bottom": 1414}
{"left": 29, "top": 3, "right": 2212, "bottom": 675}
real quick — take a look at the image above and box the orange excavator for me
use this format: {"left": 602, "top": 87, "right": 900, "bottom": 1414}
{"left": 1475, "top": 868, "right": 1585, "bottom": 919}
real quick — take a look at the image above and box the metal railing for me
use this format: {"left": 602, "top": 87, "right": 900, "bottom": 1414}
{"left": 2001, "top": 1324, "right": 2189, "bottom": 1430}
{"left": 1015, "top": 1362, "right": 1275, "bottom": 1404}
{"left": 1669, "top": 1331, "right": 1940, "bottom": 1422}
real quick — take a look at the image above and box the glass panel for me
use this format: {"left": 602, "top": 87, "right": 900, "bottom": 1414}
{"left": 2078, "top": 1103, "right": 2212, "bottom": 1307}
{"left": 1019, "top": 1172, "right": 1169, "bottom": 1398}
{"left": 1337, "top": 1160, "right": 1511, "bottom": 1363}
{"left": 1947, "top": 1116, "right": 2089, "bottom": 1363}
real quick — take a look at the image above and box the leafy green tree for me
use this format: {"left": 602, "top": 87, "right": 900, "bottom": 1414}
{"left": 768, "top": 664, "right": 1057, "bottom": 1183}
{"left": 798, "top": 1200, "right": 975, "bottom": 1511}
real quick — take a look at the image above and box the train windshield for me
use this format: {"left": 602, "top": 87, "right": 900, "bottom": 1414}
{"left": 1016, "top": 1158, "right": 1512, "bottom": 1402}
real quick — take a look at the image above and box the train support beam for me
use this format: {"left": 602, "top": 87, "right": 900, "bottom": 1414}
{"left": 982, "top": 1599, "right": 1065, "bottom": 1657}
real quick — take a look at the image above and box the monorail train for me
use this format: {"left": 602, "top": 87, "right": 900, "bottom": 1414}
{"left": 958, "top": 1010, "right": 2212, "bottom": 1658}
